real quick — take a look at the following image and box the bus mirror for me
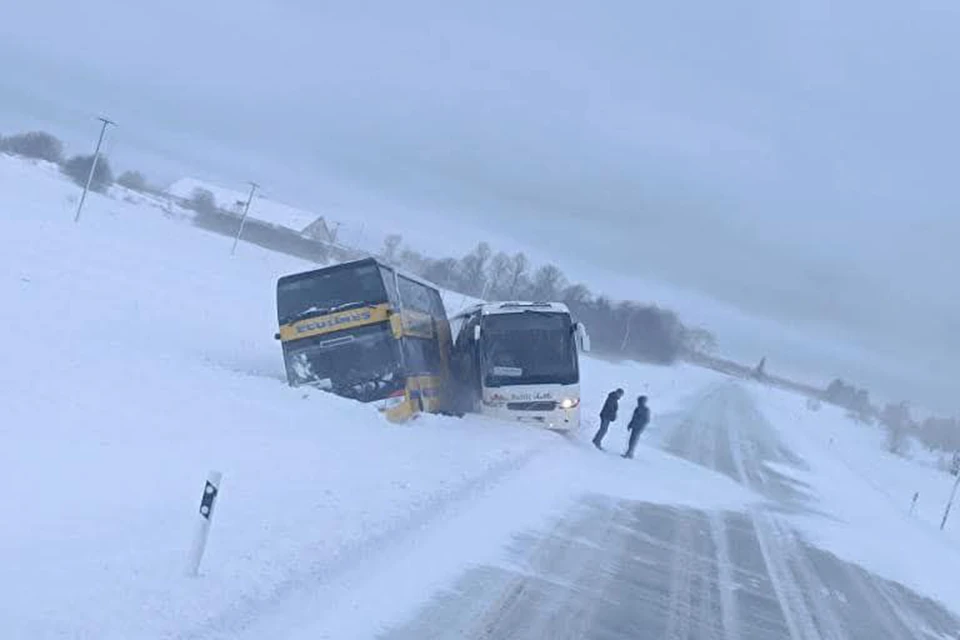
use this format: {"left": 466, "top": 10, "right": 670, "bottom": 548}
{"left": 274, "top": 332, "right": 281, "bottom": 341}
{"left": 575, "top": 323, "right": 591, "bottom": 352}
{"left": 473, "top": 325, "right": 481, "bottom": 341}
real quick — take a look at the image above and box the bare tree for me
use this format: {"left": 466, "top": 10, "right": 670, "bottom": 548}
{"left": 561, "top": 283, "right": 592, "bottom": 306}
{"left": 398, "top": 247, "right": 429, "bottom": 275}
{"left": 422, "top": 257, "right": 460, "bottom": 290}
{"left": 458, "top": 242, "right": 492, "bottom": 297}
{"left": 1, "top": 131, "right": 64, "bottom": 164}
{"left": 485, "top": 252, "right": 514, "bottom": 300}
{"left": 529, "top": 264, "right": 567, "bottom": 301}
{"left": 920, "top": 416, "right": 960, "bottom": 452}
{"left": 881, "top": 401, "right": 912, "bottom": 456}
{"left": 682, "top": 326, "right": 718, "bottom": 355}
{"left": 380, "top": 233, "right": 403, "bottom": 265}
{"left": 62, "top": 154, "right": 114, "bottom": 192}
{"left": 117, "top": 170, "right": 149, "bottom": 192}
{"left": 187, "top": 188, "right": 218, "bottom": 215}
{"left": 506, "top": 252, "right": 530, "bottom": 299}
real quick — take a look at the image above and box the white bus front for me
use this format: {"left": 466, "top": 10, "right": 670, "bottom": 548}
{"left": 476, "top": 308, "right": 587, "bottom": 431}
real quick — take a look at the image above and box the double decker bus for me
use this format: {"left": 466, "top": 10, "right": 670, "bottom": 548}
{"left": 449, "top": 302, "right": 590, "bottom": 431}
{"left": 274, "top": 257, "right": 452, "bottom": 421}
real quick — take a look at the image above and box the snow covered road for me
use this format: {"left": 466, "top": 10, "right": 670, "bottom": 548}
{"left": 4, "top": 155, "right": 960, "bottom": 639}
{"left": 377, "top": 384, "right": 960, "bottom": 640}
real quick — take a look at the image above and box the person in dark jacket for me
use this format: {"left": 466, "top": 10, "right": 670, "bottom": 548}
{"left": 592, "top": 388, "right": 624, "bottom": 449}
{"left": 623, "top": 396, "right": 650, "bottom": 459}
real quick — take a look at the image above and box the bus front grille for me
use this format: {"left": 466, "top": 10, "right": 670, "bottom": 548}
{"left": 507, "top": 401, "right": 558, "bottom": 412}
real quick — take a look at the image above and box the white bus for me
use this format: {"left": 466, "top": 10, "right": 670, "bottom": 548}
{"left": 449, "top": 302, "right": 590, "bottom": 431}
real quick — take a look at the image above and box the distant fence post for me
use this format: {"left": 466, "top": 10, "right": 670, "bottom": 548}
{"left": 186, "top": 470, "right": 223, "bottom": 576}
{"left": 941, "top": 474, "right": 960, "bottom": 531}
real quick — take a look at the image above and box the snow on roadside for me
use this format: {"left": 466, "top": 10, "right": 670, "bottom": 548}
{"left": 0, "top": 153, "right": 754, "bottom": 639}
{"left": 749, "top": 384, "right": 960, "bottom": 616}
{"left": 0, "top": 154, "right": 549, "bottom": 638}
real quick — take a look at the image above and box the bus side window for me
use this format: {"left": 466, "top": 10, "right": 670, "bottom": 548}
{"left": 379, "top": 266, "right": 399, "bottom": 306}
{"left": 424, "top": 337, "right": 442, "bottom": 372}
{"left": 398, "top": 276, "right": 432, "bottom": 314}
{"left": 428, "top": 288, "right": 446, "bottom": 318}
{"left": 403, "top": 339, "right": 424, "bottom": 375}
{"left": 404, "top": 337, "right": 442, "bottom": 375}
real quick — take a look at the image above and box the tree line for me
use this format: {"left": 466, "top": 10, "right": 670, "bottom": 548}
{"left": 0, "top": 129, "right": 153, "bottom": 195}
{"left": 823, "top": 378, "right": 959, "bottom": 457}
{"left": 378, "top": 234, "right": 717, "bottom": 365}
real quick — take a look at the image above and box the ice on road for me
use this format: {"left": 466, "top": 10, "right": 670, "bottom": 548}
{"left": 380, "top": 384, "right": 960, "bottom": 640}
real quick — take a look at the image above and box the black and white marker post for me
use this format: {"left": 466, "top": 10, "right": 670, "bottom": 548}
{"left": 187, "top": 470, "right": 222, "bottom": 577}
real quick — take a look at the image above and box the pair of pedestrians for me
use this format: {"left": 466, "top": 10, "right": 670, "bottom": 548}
{"left": 592, "top": 388, "right": 649, "bottom": 459}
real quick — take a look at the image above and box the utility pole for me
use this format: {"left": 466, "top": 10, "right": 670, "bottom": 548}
{"left": 74, "top": 116, "right": 116, "bottom": 223}
{"left": 230, "top": 181, "right": 259, "bottom": 255}
{"left": 941, "top": 472, "right": 960, "bottom": 530}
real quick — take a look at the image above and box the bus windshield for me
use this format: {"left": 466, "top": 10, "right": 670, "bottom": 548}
{"left": 277, "top": 262, "right": 387, "bottom": 324}
{"left": 481, "top": 312, "right": 578, "bottom": 387}
{"left": 283, "top": 322, "right": 403, "bottom": 401}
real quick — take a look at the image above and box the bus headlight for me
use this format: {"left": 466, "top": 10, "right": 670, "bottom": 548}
{"left": 559, "top": 398, "right": 579, "bottom": 410}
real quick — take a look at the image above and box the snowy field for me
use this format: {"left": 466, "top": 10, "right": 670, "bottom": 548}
{"left": 2, "top": 154, "right": 960, "bottom": 638}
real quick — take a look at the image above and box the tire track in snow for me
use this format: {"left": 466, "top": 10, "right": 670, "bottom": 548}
{"left": 703, "top": 410, "right": 741, "bottom": 640}
{"left": 498, "top": 506, "right": 629, "bottom": 638}
{"left": 708, "top": 512, "right": 741, "bottom": 640}
{"left": 662, "top": 394, "right": 733, "bottom": 640}
{"left": 664, "top": 512, "right": 696, "bottom": 639}
{"left": 723, "top": 387, "right": 847, "bottom": 640}
{"left": 664, "top": 411, "right": 703, "bottom": 640}
{"left": 718, "top": 388, "right": 816, "bottom": 640}
{"left": 402, "top": 497, "right": 643, "bottom": 639}
{"left": 695, "top": 409, "right": 724, "bottom": 640}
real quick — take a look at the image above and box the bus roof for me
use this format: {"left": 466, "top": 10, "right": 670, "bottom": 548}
{"left": 451, "top": 301, "right": 571, "bottom": 318}
{"left": 277, "top": 257, "right": 441, "bottom": 292}
{"left": 276, "top": 257, "right": 380, "bottom": 286}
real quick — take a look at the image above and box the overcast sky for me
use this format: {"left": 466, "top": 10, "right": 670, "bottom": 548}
{"left": 2, "top": 1, "right": 959, "bottom": 411}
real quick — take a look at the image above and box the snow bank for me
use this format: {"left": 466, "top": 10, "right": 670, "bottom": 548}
{"left": 750, "top": 384, "right": 960, "bottom": 615}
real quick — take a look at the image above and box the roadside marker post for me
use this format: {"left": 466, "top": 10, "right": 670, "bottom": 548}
{"left": 186, "top": 470, "right": 222, "bottom": 577}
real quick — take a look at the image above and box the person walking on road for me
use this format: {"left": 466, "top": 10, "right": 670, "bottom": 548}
{"left": 623, "top": 396, "right": 650, "bottom": 459}
{"left": 593, "top": 388, "right": 624, "bottom": 449}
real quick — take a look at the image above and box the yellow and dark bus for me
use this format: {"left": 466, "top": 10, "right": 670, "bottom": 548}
{"left": 274, "top": 257, "right": 453, "bottom": 421}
